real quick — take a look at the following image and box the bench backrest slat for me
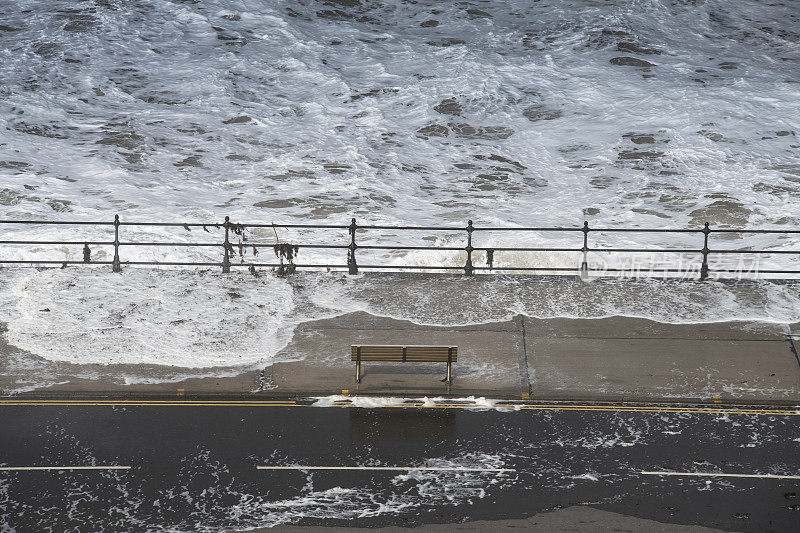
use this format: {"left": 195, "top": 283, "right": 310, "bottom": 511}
{"left": 351, "top": 345, "right": 457, "bottom": 363}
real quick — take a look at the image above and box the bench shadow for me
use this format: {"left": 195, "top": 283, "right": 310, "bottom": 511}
{"left": 349, "top": 408, "right": 456, "bottom": 440}
{"left": 359, "top": 364, "right": 447, "bottom": 378}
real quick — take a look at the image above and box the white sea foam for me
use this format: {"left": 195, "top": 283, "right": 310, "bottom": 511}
{"left": 1, "top": 0, "right": 800, "bottom": 373}
{"left": 0, "top": 268, "right": 296, "bottom": 367}
{"left": 311, "top": 394, "right": 523, "bottom": 410}
{"left": 1, "top": 269, "right": 799, "bottom": 371}
{"left": 226, "top": 452, "right": 511, "bottom": 529}
{"left": 0, "top": 0, "right": 798, "bottom": 245}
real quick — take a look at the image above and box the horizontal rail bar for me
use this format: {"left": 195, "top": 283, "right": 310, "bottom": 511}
{"left": 474, "top": 247, "right": 714, "bottom": 254}
{"left": 356, "top": 264, "right": 465, "bottom": 270}
{"left": 0, "top": 220, "right": 114, "bottom": 225}
{"left": 474, "top": 267, "right": 705, "bottom": 273}
{"left": 124, "top": 262, "right": 349, "bottom": 269}
{"left": 472, "top": 227, "right": 701, "bottom": 233}
{"left": 582, "top": 228, "right": 703, "bottom": 233}
{"left": 0, "top": 260, "right": 114, "bottom": 264}
{"left": 708, "top": 229, "right": 800, "bottom": 234}
{"left": 278, "top": 244, "right": 348, "bottom": 250}
{"left": 120, "top": 242, "right": 353, "bottom": 250}
{"left": 230, "top": 223, "right": 350, "bottom": 230}
{"left": 474, "top": 247, "right": 582, "bottom": 252}
{"left": 356, "top": 245, "right": 466, "bottom": 251}
{"left": 118, "top": 222, "right": 222, "bottom": 228}
{"left": 712, "top": 269, "right": 800, "bottom": 274}
{"left": 588, "top": 248, "right": 701, "bottom": 253}
{"left": 471, "top": 227, "right": 580, "bottom": 232}
{"left": 597, "top": 268, "right": 702, "bottom": 272}
{"left": 226, "top": 242, "right": 340, "bottom": 248}
{"left": 237, "top": 263, "right": 350, "bottom": 269}
{"left": 356, "top": 225, "right": 466, "bottom": 231}
{"left": 125, "top": 262, "right": 344, "bottom": 268}
{"left": 122, "top": 261, "right": 223, "bottom": 267}
{"left": 710, "top": 249, "right": 800, "bottom": 254}
{"left": 473, "top": 266, "right": 580, "bottom": 271}
{"left": 0, "top": 241, "right": 114, "bottom": 245}
{"left": 118, "top": 242, "right": 220, "bottom": 247}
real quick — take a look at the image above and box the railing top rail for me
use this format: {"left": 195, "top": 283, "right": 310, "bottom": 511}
{"left": 471, "top": 226, "right": 580, "bottom": 232}
{"left": 1, "top": 217, "right": 799, "bottom": 235}
{"left": 355, "top": 224, "right": 466, "bottom": 231}
{"left": 706, "top": 229, "right": 800, "bottom": 234}
{"left": 207, "top": 222, "right": 349, "bottom": 230}
{"left": 118, "top": 222, "right": 223, "bottom": 228}
{"left": 576, "top": 228, "right": 702, "bottom": 233}
{"left": 0, "top": 220, "right": 114, "bottom": 225}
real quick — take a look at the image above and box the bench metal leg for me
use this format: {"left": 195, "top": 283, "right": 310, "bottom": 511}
{"left": 446, "top": 362, "right": 452, "bottom": 384}
{"left": 356, "top": 361, "right": 361, "bottom": 384}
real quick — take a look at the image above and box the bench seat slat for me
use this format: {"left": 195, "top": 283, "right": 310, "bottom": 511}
{"left": 352, "top": 356, "right": 405, "bottom": 360}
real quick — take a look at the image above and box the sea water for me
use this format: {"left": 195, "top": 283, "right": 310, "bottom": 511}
{"left": 1, "top": 0, "right": 799, "bottom": 373}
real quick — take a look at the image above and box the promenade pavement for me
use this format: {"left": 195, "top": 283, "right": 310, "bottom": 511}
{"left": 3, "top": 310, "right": 799, "bottom": 405}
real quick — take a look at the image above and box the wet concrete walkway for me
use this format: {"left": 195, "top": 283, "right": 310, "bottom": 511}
{"left": 266, "top": 312, "right": 800, "bottom": 405}
{"left": 4, "top": 311, "right": 799, "bottom": 405}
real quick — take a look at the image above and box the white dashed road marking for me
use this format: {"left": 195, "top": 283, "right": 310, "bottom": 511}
{"left": 642, "top": 471, "right": 800, "bottom": 480}
{"left": 257, "top": 465, "right": 515, "bottom": 472}
{"left": 0, "top": 466, "right": 131, "bottom": 471}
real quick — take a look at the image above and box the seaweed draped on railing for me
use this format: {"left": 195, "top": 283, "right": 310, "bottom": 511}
{"left": 1, "top": 216, "right": 800, "bottom": 280}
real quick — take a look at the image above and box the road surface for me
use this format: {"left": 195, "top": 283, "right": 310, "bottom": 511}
{"left": 1, "top": 399, "right": 799, "bottom": 531}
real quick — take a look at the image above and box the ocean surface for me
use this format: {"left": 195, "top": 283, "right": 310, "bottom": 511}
{"left": 1, "top": 0, "right": 799, "bottom": 226}
{"left": 1, "top": 0, "right": 800, "bottom": 372}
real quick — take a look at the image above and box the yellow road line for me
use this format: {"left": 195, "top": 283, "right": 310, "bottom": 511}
{"left": 521, "top": 403, "right": 798, "bottom": 413}
{"left": 0, "top": 399, "right": 797, "bottom": 415}
{"left": 328, "top": 401, "right": 799, "bottom": 415}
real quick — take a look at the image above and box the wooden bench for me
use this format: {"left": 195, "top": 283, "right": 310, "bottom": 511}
{"left": 351, "top": 345, "right": 457, "bottom": 384}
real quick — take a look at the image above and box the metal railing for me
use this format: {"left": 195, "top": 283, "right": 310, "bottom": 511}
{"left": 1, "top": 216, "right": 800, "bottom": 280}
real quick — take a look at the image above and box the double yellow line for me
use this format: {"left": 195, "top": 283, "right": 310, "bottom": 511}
{"left": 327, "top": 400, "right": 800, "bottom": 415}
{"left": 1, "top": 398, "right": 798, "bottom": 416}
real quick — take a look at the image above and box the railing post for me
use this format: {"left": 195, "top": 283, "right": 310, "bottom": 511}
{"left": 222, "top": 216, "right": 231, "bottom": 273}
{"left": 347, "top": 217, "right": 358, "bottom": 275}
{"left": 579, "top": 220, "right": 589, "bottom": 279}
{"left": 700, "top": 222, "right": 710, "bottom": 281}
{"left": 112, "top": 214, "right": 121, "bottom": 273}
{"left": 464, "top": 220, "right": 474, "bottom": 276}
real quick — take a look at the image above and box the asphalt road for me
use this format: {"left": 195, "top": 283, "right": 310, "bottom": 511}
{"left": 1, "top": 400, "right": 799, "bottom": 532}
